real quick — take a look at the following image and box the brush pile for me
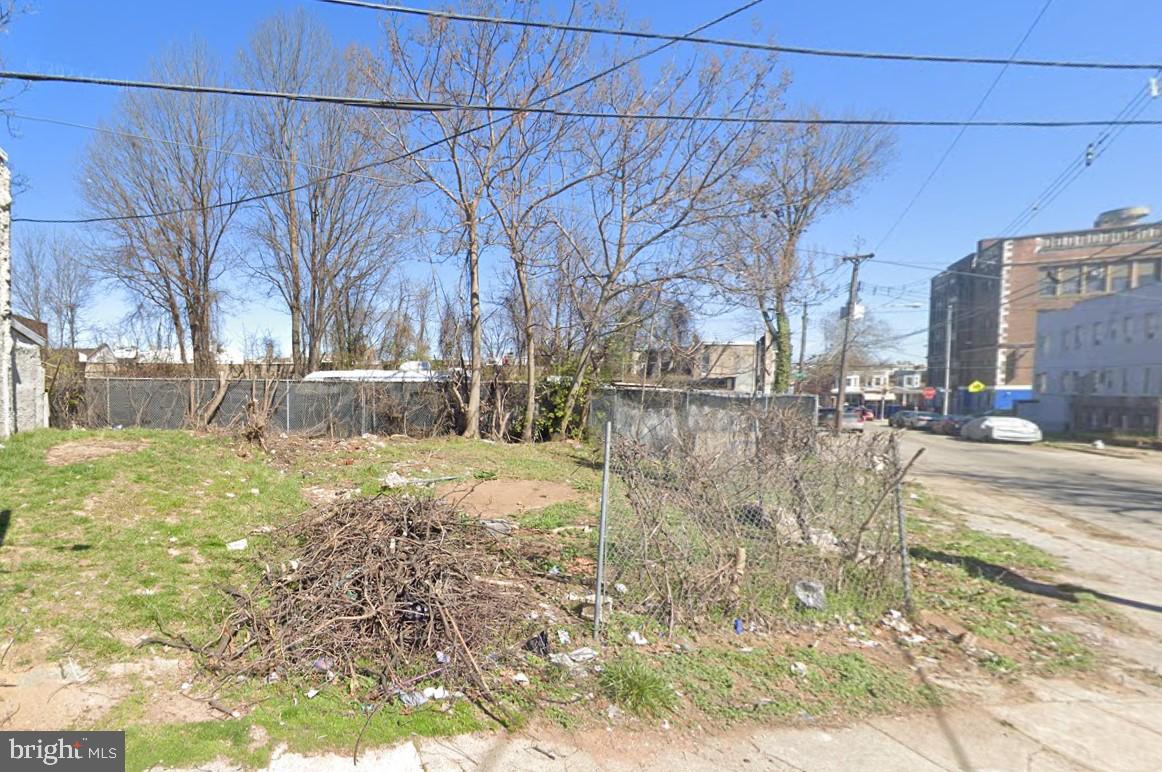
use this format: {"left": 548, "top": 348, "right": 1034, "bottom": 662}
{"left": 208, "top": 495, "right": 533, "bottom": 697}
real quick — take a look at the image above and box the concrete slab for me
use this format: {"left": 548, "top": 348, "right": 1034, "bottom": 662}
{"left": 988, "top": 701, "right": 1162, "bottom": 772}
{"left": 746, "top": 723, "right": 946, "bottom": 772}
{"left": 1088, "top": 699, "right": 1162, "bottom": 735}
{"left": 870, "top": 710, "right": 1050, "bottom": 772}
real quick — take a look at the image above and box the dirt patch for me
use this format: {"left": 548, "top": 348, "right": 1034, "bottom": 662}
{"left": 0, "top": 656, "right": 209, "bottom": 731}
{"left": 439, "top": 478, "right": 582, "bottom": 518}
{"left": 45, "top": 439, "right": 148, "bottom": 467}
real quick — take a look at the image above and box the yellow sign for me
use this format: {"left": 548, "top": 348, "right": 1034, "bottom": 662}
{"left": 967, "top": 380, "right": 987, "bottom": 393}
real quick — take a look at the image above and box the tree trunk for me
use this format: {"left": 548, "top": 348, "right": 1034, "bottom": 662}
{"left": 189, "top": 299, "right": 215, "bottom": 377}
{"left": 772, "top": 290, "right": 792, "bottom": 394}
{"left": 555, "top": 336, "right": 596, "bottom": 440}
{"left": 516, "top": 262, "right": 536, "bottom": 442}
{"left": 463, "top": 214, "right": 482, "bottom": 439}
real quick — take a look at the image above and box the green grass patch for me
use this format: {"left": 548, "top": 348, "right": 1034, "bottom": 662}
{"left": 600, "top": 655, "right": 678, "bottom": 716}
{"left": 518, "top": 501, "right": 591, "bottom": 530}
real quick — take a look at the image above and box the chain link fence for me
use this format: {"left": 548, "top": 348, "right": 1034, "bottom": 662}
{"left": 81, "top": 377, "right": 454, "bottom": 437}
{"left": 589, "top": 386, "right": 913, "bottom": 636}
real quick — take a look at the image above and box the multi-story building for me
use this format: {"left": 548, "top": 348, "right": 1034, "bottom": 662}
{"left": 1021, "top": 283, "right": 1162, "bottom": 436}
{"left": 927, "top": 207, "right": 1162, "bottom": 412}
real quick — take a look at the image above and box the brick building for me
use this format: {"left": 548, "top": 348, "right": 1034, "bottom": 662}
{"left": 927, "top": 207, "right": 1162, "bottom": 408}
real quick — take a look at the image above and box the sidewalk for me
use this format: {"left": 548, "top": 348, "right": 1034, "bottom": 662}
{"left": 238, "top": 675, "right": 1162, "bottom": 772}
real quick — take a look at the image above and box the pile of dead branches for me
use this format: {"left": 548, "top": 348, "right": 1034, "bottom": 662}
{"left": 206, "top": 495, "right": 533, "bottom": 699}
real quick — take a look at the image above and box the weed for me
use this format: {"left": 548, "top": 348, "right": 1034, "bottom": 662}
{"left": 599, "top": 655, "right": 678, "bottom": 716}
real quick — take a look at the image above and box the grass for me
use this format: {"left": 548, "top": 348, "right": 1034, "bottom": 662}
{"left": 0, "top": 428, "right": 307, "bottom": 662}
{"left": 0, "top": 428, "right": 1118, "bottom": 767}
{"left": 653, "top": 645, "right": 936, "bottom": 724}
{"left": 906, "top": 485, "right": 1103, "bottom": 677}
{"left": 518, "top": 500, "right": 592, "bottom": 530}
{"left": 599, "top": 655, "right": 679, "bottom": 716}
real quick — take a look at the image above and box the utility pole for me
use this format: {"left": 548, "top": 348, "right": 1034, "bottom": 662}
{"left": 0, "top": 148, "right": 13, "bottom": 439}
{"left": 941, "top": 298, "right": 955, "bottom": 415}
{"left": 834, "top": 253, "right": 873, "bottom": 431}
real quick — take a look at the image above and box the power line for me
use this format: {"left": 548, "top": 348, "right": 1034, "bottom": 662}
{"left": 11, "top": 112, "right": 401, "bottom": 188}
{"left": 874, "top": 0, "right": 1053, "bottom": 252}
{"left": 881, "top": 234, "right": 1162, "bottom": 348}
{"left": 0, "top": 70, "right": 442, "bottom": 111}
{"left": 1000, "top": 72, "right": 1161, "bottom": 236}
{"left": 13, "top": 0, "right": 766, "bottom": 225}
{"left": 316, "top": 0, "right": 1162, "bottom": 72}
{"left": 11, "top": 69, "right": 1162, "bottom": 129}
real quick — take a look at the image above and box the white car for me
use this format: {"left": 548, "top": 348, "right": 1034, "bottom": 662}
{"left": 960, "top": 416, "right": 1042, "bottom": 444}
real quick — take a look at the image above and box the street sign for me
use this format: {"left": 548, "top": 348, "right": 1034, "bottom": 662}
{"left": 921, "top": 386, "right": 936, "bottom": 400}
{"left": 967, "top": 380, "right": 986, "bottom": 393}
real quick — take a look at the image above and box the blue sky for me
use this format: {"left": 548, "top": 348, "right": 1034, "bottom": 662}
{"left": 4, "top": 1, "right": 1160, "bottom": 360}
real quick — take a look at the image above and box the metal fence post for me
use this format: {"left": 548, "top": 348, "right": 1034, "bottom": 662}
{"left": 105, "top": 377, "right": 111, "bottom": 427}
{"left": 285, "top": 379, "right": 292, "bottom": 432}
{"left": 593, "top": 420, "right": 613, "bottom": 639}
{"left": 893, "top": 437, "right": 915, "bottom": 615}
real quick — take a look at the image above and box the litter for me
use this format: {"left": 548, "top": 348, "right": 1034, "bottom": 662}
{"left": 569, "top": 647, "right": 598, "bottom": 662}
{"left": 627, "top": 631, "right": 648, "bottom": 646}
{"left": 226, "top": 538, "right": 248, "bottom": 551}
{"left": 399, "top": 691, "right": 427, "bottom": 708}
{"left": 512, "top": 672, "right": 530, "bottom": 684}
{"left": 793, "top": 580, "right": 827, "bottom": 611}
{"left": 557, "top": 629, "right": 572, "bottom": 645}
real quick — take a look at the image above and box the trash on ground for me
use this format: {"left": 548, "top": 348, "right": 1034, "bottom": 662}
{"left": 627, "top": 630, "right": 648, "bottom": 646}
{"left": 226, "top": 538, "right": 248, "bottom": 551}
{"left": 569, "top": 647, "right": 598, "bottom": 662}
{"left": 399, "top": 691, "right": 427, "bottom": 708}
{"left": 523, "top": 631, "right": 550, "bottom": 657}
{"left": 790, "top": 661, "right": 808, "bottom": 677}
{"left": 557, "top": 629, "right": 572, "bottom": 645}
{"left": 794, "top": 579, "right": 827, "bottom": 610}
{"left": 512, "top": 672, "right": 530, "bottom": 685}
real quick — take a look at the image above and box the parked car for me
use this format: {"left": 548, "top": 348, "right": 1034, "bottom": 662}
{"left": 929, "top": 414, "right": 970, "bottom": 435}
{"left": 889, "top": 410, "right": 915, "bottom": 428}
{"left": 818, "top": 407, "right": 866, "bottom": 433}
{"left": 903, "top": 411, "right": 941, "bottom": 429}
{"left": 960, "top": 416, "right": 1042, "bottom": 444}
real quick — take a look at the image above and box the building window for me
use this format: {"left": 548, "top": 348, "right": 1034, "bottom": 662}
{"left": 1093, "top": 321, "right": 1103, "bottom": 345}
{"left": 1061, "top": 330, "right": 1070, "bottom": 351}
{"left": 1145, "top": 368, "right": 1152, "bottom": 395}
{"left": 846, "top": 375, "right": 859, "bottom": 389}
{"left": 1084, "top": 264, "right": 1106, "bottom": 294}
{"left": 1059, "top": 267, "right": 1082, "bottom": 295}
{"left": 1036, "top": 372, "right": 1048, "bottom": 393}
{"left": 1074, "top": 325, "right": 1082, "bottom": 347}
{"left": 1040, "top": 269, "right": 1057, "bottom": 296}
{"left": 1121, "top": 368, "right": 1129, "bottom": 395}
{"left": 1148, "top": 313, "right": 1158, "bottom": 339}
{"left": 1136, "top": 259, "right": 1160, "bottom": 286}
{"left": 1110, "top": 264, "right": 1131, "bottom": 292}
{"left": 1107, "top": 319, "right": 1118, "bottom": 343}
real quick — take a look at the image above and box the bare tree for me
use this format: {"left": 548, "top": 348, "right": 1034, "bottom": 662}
{"left": 548, "top": 51, "right": 778, "bottom": 437}
{"left": 359, "top": 1, "right": 584, "bottom": 438}
{"left": 718, "top": 118, "right": 892, "bottom": 393}
{"left": 240, "top": 10, "right": 402, "bottom": 376}
{"left": 13, "top": 231, "right": 93, "bottom": 348}
{"left": 12, "top": 230, "right": 47, "bottom": 323}
{"left": 81, "top": 42, "right": 244, "bottom": 375}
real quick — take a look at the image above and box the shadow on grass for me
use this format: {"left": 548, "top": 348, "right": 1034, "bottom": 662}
{"left": 911, "top": 546, "right": 1162, "bottom": 615}
{"left": 0, "top": 509, "right": 9, "bottom": 548}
